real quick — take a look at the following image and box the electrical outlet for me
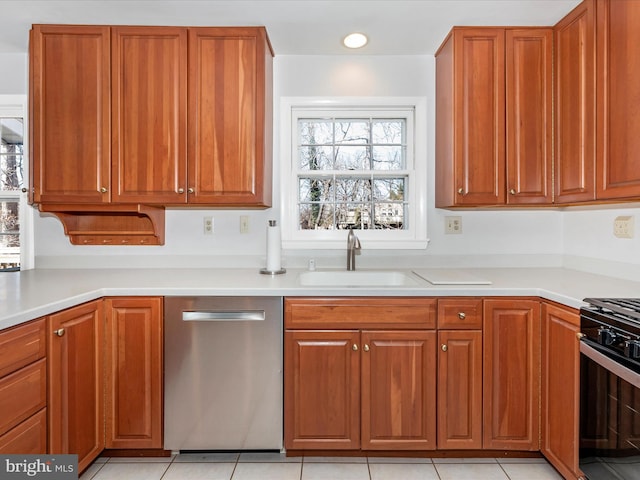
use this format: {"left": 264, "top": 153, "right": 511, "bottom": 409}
{"left": 445, "top": 216, "right": 462, "bottom": 234}
{"left": 614, "top": 215, "right": 634, "bottom": 238}
{"left": 240, "top": 215, "right": 249, "bottom": 234}
{"left": 203, "top": 216, "right": 213, "bottom": 235}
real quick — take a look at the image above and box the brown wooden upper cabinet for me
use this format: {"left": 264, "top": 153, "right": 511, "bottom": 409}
{"left": 554, "top": 0, "right": 597, "bottom": 203}
{"left": 31, "top": 24, "right": 273, "bottom": 208}
{"left": 435, "top": 27, "right": 552, "bottom": 208}
{"left": 555, "top": 0, "right": 640, "bottom": 204}
{"left": 595, "top": 0, "right": 640, "bottom": 200}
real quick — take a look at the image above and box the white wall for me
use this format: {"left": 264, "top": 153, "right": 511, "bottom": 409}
{"left": 9, "top": 52, "right": 637, "bottom": 275}
{"left": 31, "top": 54, "right": 564, "bottom": 268}
{"left": 0, "top": 54, "right": 27, "bottom": 94}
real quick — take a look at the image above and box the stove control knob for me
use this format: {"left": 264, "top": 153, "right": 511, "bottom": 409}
{"left": 624, "top": 340, "right": 640, "bottom": 359}
{"left": 597, "top": 328, "right": 618, "bottom": 346}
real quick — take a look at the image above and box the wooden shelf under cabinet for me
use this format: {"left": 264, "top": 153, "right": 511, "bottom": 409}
{"left": 39, "top": 204, "right": 165, "bottom": 245}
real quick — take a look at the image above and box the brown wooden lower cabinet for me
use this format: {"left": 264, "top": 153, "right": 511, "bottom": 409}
{"left": 0, "top": 409, "right": 47, "bottom": 454}
{"left": 437, "top": 330, "right": 483, "bottom": 449}
{"left": 0, "top": 318, "right": 48, "bottom": 455}
{"left": 104, "top": 297, "right": 164, "bottom": 449}
{"left": 483, "top": 299, "right": 541, "bottom": 451}
{"left": 284, "top": 329, "right": 436, "bottom": 452}
{"left": 284, "top": 330, "right": 361, "bottom": 450}
{"left": 48, "top": 300, "right": 105, "bottom": 472}
{"left": 361, "top": 330, "right": 436, "bottom": 450}
{"left": 284, "top": 297, "right": 438, "bottom": 453}
{"left": 541, "top": 302, "right": 581, "bottom": 480}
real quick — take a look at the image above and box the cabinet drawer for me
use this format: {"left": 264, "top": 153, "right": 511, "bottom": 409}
{"left": 0, "top": 409, "right": 47, "bottom": 454}
{"left": 438, "top": 298, "right": 483, "bottom": 329}
{"left": 0, "top": 319, "right": 46, "bottom": 378}
{"left": 285, "top": 297, "right": 436, "bottom": 329}
{"left": 0, "top": 359, "right": 47, "bottom": 436}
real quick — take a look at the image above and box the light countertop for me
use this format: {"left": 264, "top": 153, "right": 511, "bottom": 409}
{"left": 1, "top": 266, "right": 639, "bottom": 330}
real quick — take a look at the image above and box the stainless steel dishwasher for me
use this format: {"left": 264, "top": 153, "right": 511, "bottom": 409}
{"left": 163, "top": 296, "right": 283, "bottom": 452}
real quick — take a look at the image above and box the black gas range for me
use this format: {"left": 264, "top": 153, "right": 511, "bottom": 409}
{"left": 580, "top": 298, "right": 640, "bottom": 373}
{"left": 579, "top": 298, "right": 640, "bottom": 480}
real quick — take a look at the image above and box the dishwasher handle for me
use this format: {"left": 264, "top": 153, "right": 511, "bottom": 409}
{"left": 182, "top": 310, "right": 266, "bottom": 321}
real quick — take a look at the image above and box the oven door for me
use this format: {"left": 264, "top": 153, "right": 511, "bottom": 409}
{"left": 579, "top": 339, "right": 640, "bottom": 480}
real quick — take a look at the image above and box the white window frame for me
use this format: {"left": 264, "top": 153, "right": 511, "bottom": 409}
{"left": 0, "top": 95, "right": 34, "bottom": 270}
{"left": 280, "top": 97, "right": 428, "bottom": 250}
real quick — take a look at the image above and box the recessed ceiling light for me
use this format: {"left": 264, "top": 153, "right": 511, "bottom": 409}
{"left": 343, "top": 32, "right": 368, "bottom": 49}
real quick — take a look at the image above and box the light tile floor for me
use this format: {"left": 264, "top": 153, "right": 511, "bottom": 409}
{"left": 80, "top": 452, "right": 565, "bottom": 480}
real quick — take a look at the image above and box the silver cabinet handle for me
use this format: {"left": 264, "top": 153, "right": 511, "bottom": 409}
{"left": 182, "top": 311, "right": 265, "bottom": 321}
{"left": 54, "top": 328, "right": 65, "bottom": 337}
{"left": 352, "top": 344, "right": 358, "bottom": 351}
{"left": 442, "top": 344, "right": 448, "bottom": 352}
{"left": 363, "top": 344, "right": 370, "bottom": 352}
{"left": 188, "top": 188, "right": 195, "bottom": 194}
{"left": 458, "top": 312, "right": 466, "bottom": 320}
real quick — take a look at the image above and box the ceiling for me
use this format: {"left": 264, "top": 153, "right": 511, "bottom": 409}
{"left": 1, "top": 0, "right": 582, "bottom": 56}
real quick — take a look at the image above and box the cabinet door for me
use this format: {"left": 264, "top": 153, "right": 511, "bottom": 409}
{"left": 48, "top": 300, "right": 104, "bottom": 472}
{"left": 505, "top": 29, "right": 552, "bottom": 205}
{"left": 361, "top": 330, "right": 436, "bottom": 450}
{"left": 188, "top": 27, "right": 273, "bottom": 207}
{"left": 437, "top": 330, "right": 483, "bottom": 450}
{"left": 111, "top": 27, "right": 187, "bottom": 204}
{"left": 554, "top": 0, "right": 597, "bottom": 203}
{"left": 105, "top": 297, "right": 163, "bottom": 449}
{"left": 541, "top": 303, "right": 581, "bottom": 480}
{"left": 30, "top": 25, "right": 111, "bottom": 204}
{"left": 451, "top": 28, "right": 505, "bottom": 206}
{"left": 483, "top": 299, "right": 540, "bottom": 450}
{"left": 596, "top": 0, "right": 640, "bottom": 199}
{"left": 284, "top": 330, "right": 360, "bottom": 450}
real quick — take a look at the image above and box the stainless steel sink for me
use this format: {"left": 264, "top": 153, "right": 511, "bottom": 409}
{"left": 298, "top": 270, "right": 420, "bottom": 287}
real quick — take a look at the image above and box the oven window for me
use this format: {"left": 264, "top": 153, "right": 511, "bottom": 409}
{"left": 580, "top": 354, "right": 640, "bottom": 479}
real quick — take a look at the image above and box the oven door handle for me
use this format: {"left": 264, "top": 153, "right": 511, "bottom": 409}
{"left": 580, "top": 340, "right": 640, "bottom": 388}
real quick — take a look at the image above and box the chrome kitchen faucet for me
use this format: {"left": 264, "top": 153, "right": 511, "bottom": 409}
{"left": 346, "top": 229, "right": 361, "bottom": 271}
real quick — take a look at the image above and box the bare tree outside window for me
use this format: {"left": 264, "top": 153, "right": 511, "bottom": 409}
{"left": 0, "top": 117, "right": 23, "bottom": 271}
{"left": 297, "top": 117, "right": 408, "bottom": 231}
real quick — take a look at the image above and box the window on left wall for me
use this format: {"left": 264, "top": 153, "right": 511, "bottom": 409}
{"left": 0, "top": 96, "right": 32, "bottom": 271}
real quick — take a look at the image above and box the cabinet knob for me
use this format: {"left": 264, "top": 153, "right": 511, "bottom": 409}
{"left": 100, "top": 187, "right": 107, "bottom": 193}
{"left": 441, "top": 344, "right": 448, "bottom": 352}
{"left": 457, "top": 188, "right": 464, "bottom": 195}
{"left": 178, "top": 188, "right": 185, "bottom": 194}
{"left": 363, "top": 344, "right": 370, "bottom": 352}
{"left": 54, "top": 328, "right": 65, "bottom": 337}
{"left": 577, "top": 333, "right": 586, "bottom": 341}
{"left": 509, "top": 188, "right": 516, "bottom": 195}
{"left": 352, "top": 344, "right": 358, "bottom": 351}
{"left": 458, "top": 312, "right": 466, "bottom": 320}
{"left": 188, "top": 187, "right": 195, "bottom": 194}
{"left": 21, "top": 187, "right": 28, "bottom": 193}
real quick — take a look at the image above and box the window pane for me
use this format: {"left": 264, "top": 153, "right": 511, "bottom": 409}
{"left": 373, "top": 178, "right": 406, "bottom": 201}
{"left": 0, "top": 200, "right": 20, "bottom": 270}
{"left": 0, "top": 118, "right": 24, "bottom": 191}
{"left": 299, "top": 145, "right": 333, "bottom": 170}
{"left": 374, "top": 203, "right": 404, "bottom": 230}
{"left": 299, "top": 120, "right": 333, "bottom": 145}
{"left": 373, "top": 146, "right": 405, "bottom": 170}
{"left": 299, "top": 177, "right": 334, "bottom": 202}
{"left": 335, "top": 121, "right": 369, "bottom": 144}
{"left": 338, "top": 203, "right": 371, "bottom": 230}
{"left": 335, "top": 177, "right": 371, "bottom": 202}
{"left": 372, "top": 120, "right": 405, "bottom": 144}
{"left": 299, "top": 203, "right": 335, "bottom": 230}
{"left": 335, "top": 146, "right": 369, "bottom": 170}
